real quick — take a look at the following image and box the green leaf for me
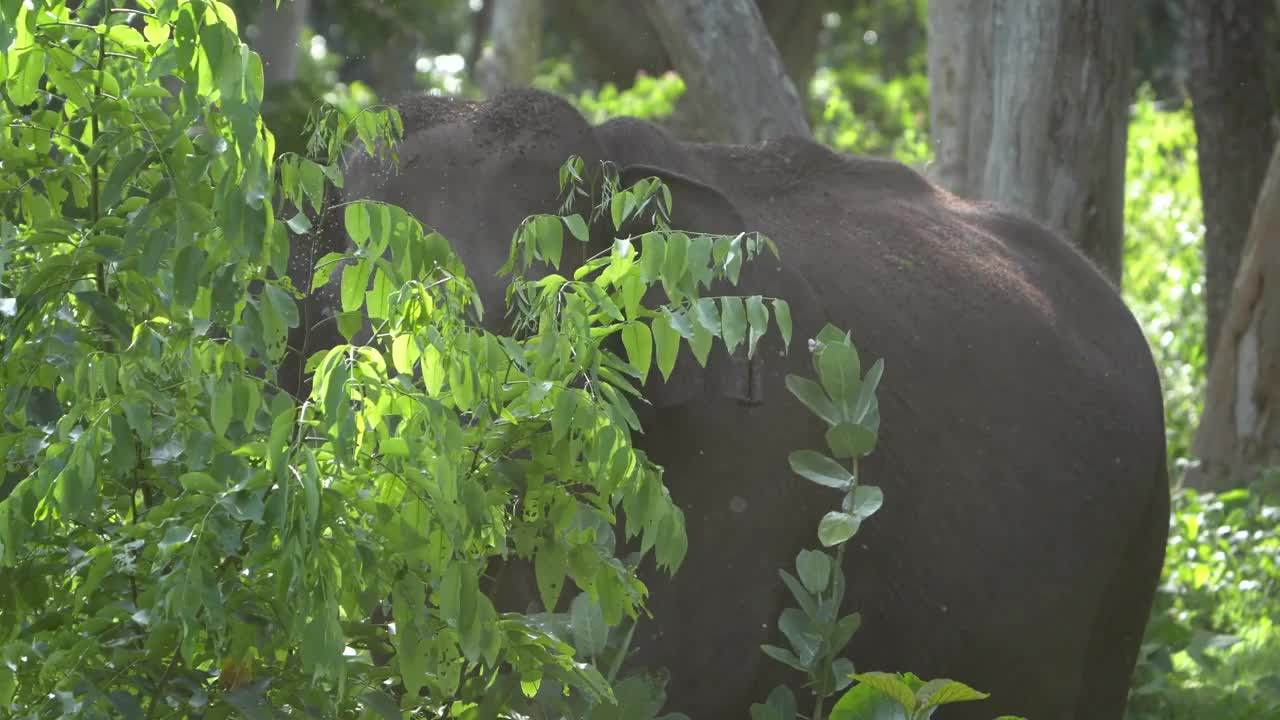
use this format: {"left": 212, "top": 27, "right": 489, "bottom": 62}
{"left": 818, "top": 333, "right": 861, "bottom": 410}
{"left": 848, "top": 485, "right": 884, "bottom": 521}
{"left": 340, "top": 258, "right": 372, "bottom": 313}
{"left": 106, "top": 690, "right": 144, "bottom": 720}
{"left": 535, "top": 543, "right": 567, "bottom": 612}
{"left": 785, "top": 375, "right": 840, "bottom": 426}
{"left": 831, "top": 613, "right": 863, "bottom": 654}
{"left": 655, "top": 505, "right": 688, "bottom": 572}
{"left": 690, "top": 316, "right": 713, "bottom": 367}
{"left": 358, "top": 690, "right": 402, "bottom": 720}
{"left": 365, "top": 268, "right": 393, "bottom": 320}
{"left": 381, "top": 437, "right": 409, "bottom": 457}
{"left": 179, "top": 472, "right": 222, "bottom": 494}
{"left": 721, "top": 296, "right": 746, "bottom": 354}
{"left": 622, "top": 322, "right": 653, "bottom": 383}
{"left": 392, "top": 334, "right": 420, "bottom": 375}
{"left": 563, "top": 214, "right": 589, "bottom": 243}
{"left": 818, "top": 511, "right": 861, "bottom": 547}
{"left": 829, "top": 681, "right": 909, "bottom": 720}
{"left": 691, "top": 295, "right": 721, "bottom": 335}
{"left": 652, "top": 313, "right": 680, "bottom": 381}
{"left": 662, "top": 231, "right": 690, "bottom": 294}
{"left": 74, "top": 290, "right": 132, "bottom": 343}
{"left": 796, "top": 549, "right": 832, "bottom": 594}
{"left": 535, "top": 214, "right": 564, "bottom": 268}
{"left": 211, "top": 382, "right": 233, "bottom": 437}
{"left": 344, "top": 203, "right": 370, "bottom": 248}
{"left": 551, "top": 389, "right": 578, "bottom": 444}
{"left": 392, "top": 577, "right": 429, "bottom": 697}
{"left": 611, "top": 190, "right": 629, "bottom": 229}
{"left": 779, "top": 570, "right": 820, "bottom": 620}
{"left": 850, "top": 673, "right": 919, "bottom": 713}
{"left": 832, "top": 658, "right": 857, "bottom": 693}
{"left": 826, "top": 423, "right": 878, "bottom": 459}
{"left": 750, "top": 685, "right": 798, "bottom": 720}
{"left": 224, "top": 680, "right": 273, "bottom": 720}
{"left": 778, "top": 608, "right": 822, "bottom": 666}
{"left": 761, "top": 644, "right": 808, "bottom": 673}
{"left": 570, "top": 592, "right": 608, "bottom": 658}
{"left": 158, "top": 525, "right": 193, "bottom": 554}
{"left": 789, "top": 450, "right": 854, "bottom": 490}
{"left": 772, "top": 299, "right": 792, "bottom": 351}
{"left": 914, "top": 678, "right": 990, "bottom": 709}
{"left": 745, "top": 295, "right": 768, "bottom": 358}
{"left": 640, "top": 232, "right": 666, "bottom": 283}
{"left": 286, "top": 211, "right": 311, "bottom": 234}
{"left": 103, "top": 149, "right": 149, "bottom": 209}
{"left": 854, "top": 358, "right": 885, "bottom": 422}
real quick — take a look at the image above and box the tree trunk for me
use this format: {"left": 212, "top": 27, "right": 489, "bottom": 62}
{"left": 926, "top": 0, "right": 1137, "bottom": 284}
{"left": 1187, "top": 144, "right": 1280, "bottom": 490}
{"left": 926, "top": 0, "right": 993, "bottom": 198}
{"left": 1186, "top": 0, "right": 1276, "bottom": 364}
{"left": 476, "top": 0, "right": 545, "bottom": 96}
{"left": 641, "top": 0, "right": 811, "bottom": 144}
{"left": 548, "top": 0, "right": 824, "bottom": 100}
{"left": 253, "top": 0, "right": 310, "bottom": 87}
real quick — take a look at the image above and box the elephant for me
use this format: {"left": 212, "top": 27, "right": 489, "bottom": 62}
{"left": 282, "top": 88, "right": 1170, "bottom": 720}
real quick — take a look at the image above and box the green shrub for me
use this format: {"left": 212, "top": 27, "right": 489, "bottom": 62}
{"left": 1128, "top": 484, "right": 1280, "bottom": 719}
{"left": 1121, "top": 88, "right": 1206, "bottom": 468}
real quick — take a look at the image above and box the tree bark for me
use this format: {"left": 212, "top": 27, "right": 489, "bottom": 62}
{"left": 476, "top": 0, "right": 545, "bottom": 96}
{"left": 548, "top": 0, "right": 825, "bottom": 100}
{"left": 1186, "top": 0, "right": 1276, "bottom": 364}
{"left": 926, "top": 0, "right": 1137, "bottom": 284}
{"left": 1187, "top": 144, "right": 1280, "bottom": 490}
{"left": 253, "top": 0, "right": 310, "bottom": 87}
{"left": 926, "top": 0, "right": 993, "bottom": 198}
{"left": 641, "top": 0, "right": 811, "bottom": 144}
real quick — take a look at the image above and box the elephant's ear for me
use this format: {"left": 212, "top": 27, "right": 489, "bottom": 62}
{"left": 613, "top": 164, "right": 765, "bottom": 409}
{"left": 616, "top": 164, "right": 746, "bottom": 236}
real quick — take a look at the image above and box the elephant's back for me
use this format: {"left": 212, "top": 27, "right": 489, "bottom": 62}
{"left": 695, "top": 131, "right": 1166, "bottom": 592}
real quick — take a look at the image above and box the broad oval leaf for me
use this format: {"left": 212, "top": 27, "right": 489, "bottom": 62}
{"left": 826, "top": 422, "right": 878, "bottom": 459}
{"left": 849, "top": 485, "right": 885, "bottom": 520}
{"left": 796, "top": 549, "right": 832, "bottom": 594}
{"left": 789, "top": 450, "right": 854, "bottom": 490}
{"left": 818, "top": 511, "right": 861, "bottom": 547}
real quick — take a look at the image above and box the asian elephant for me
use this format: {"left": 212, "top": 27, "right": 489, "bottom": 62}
{"left": 282, "top": 88, "right": 1170, "bottom": 720}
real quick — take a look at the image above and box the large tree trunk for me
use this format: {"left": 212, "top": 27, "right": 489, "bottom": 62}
{"left": 926, "top": 0, "right": 993, "bottom": 198}
{"left": 252, "top": 0, "right": 310, "bottom": 87}
{"left": 548, "top": 0, "right": 825, "bottom": 99}
{"left": 926, "top": 0, "right": 1138, "bottom": 284}
{"left": 476, "top": 0, "right": 545, "bottom": 96}
{"left": 1187, "top": 144, "right": 1280, "bottom": 490}
{"left": 1186, "top": 0, "right": 1276, "bottom": 364}
{"left": 640, "top": 0, "right": 811, "bottom": 144}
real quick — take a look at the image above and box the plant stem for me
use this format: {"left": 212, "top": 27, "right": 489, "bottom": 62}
{"left": 813, "top": 459, "right": 858, "bottom": 720}
{"left": 91, "top": 27, "right": 106, "bottom": 296}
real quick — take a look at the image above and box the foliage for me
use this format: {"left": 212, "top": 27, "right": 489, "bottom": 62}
{"left": 0, "top": 1, "right": 788, "bottom": 716}
{"left": 809, "top": 1, "right": 931, "bottom": 163}
{"left": 1127, "top": 483, "right": 1280, "bottom": 719}
{"left": 572, "top": 72, "right": 686, "bottom": 126}
{"left": 1121, "top": 87, "right": 1206, "bottom": 469}
{"left": 256, "top": 25, "right": 381, "bottom": 157}
{"left": 749, "top": 329, "right": 1019, "bottom": 720}
{"left": 829, "top": 673, "right": 1020, "bottom": 720}
{"left": 752, "top": 325, "right": 883, "bottom": 719}
{"left": 809, "top": 67, "right": 929, "bottom": 164}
